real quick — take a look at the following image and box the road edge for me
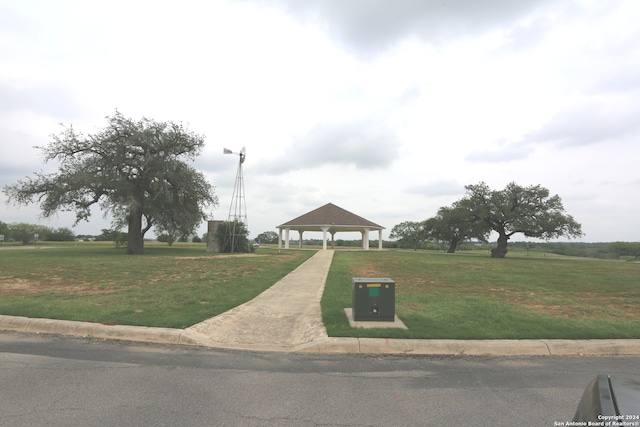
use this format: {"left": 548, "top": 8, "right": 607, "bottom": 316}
{"left": 3, "top": 314, "right": 640, "bottom": 356}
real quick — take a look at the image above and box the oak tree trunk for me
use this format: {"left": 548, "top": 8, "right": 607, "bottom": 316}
{"left": 127, "top": 205, "right": 145, "bottom": 255}
{"left": 447, "top": 236, "right": 459, "bottom": 253}
{"left": 491, "top": 233, "right": 509, "bottom": 258}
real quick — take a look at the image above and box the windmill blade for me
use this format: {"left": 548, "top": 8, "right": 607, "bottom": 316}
{"left": 223, "top": 148, "right": 234, "bottom": 154}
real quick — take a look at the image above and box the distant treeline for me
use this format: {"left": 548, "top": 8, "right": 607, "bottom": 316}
{"left": 300, "top": 238, "right": 640, "bottom": 260}
{"left": 491, "top": 241, "right": 640, "bottom": 260}
{"left": 0, "top": 222, "right": 76, "bottom": 244}
{"left": 427, "top": 240, "right": 640, "bottom": 260}
{"left": 0, "top": 222, "right": 121, "bottom": 244}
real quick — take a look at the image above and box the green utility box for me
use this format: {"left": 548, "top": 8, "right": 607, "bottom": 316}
{"left": 352, "top": 277, "right": 395, "bottom": 321}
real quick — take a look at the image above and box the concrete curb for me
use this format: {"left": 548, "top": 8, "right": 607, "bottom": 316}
{"left": 296, "top": 337, "right": 640, "bottom": 356}
{"left": 3, "top": 314, "right": 640, "bottom": 356}
{"left": 0, "top": 314, "right": 202, "bottom": 346}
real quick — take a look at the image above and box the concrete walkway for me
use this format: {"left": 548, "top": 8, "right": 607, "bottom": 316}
{"left": 185, "top": 250, "right": 333, "bottom": 351}
{"left": 2, "top": 249, "right": 640, "bottom": 356}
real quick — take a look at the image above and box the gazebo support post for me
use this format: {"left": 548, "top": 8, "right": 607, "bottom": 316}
{"left": 321, "top": 226, "right": 329, "bottom": 250}
{"left": 361, "top": 228, "right": 370, "bottom": 250}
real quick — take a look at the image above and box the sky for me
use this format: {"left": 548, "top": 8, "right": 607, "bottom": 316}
{"left": 1, "top": 0, "right": 639, "bottom": 243}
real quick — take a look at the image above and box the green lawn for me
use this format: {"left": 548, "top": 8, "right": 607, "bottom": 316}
{"left": 1, "top": 243, "right": 639, "bottom": 339}
{"left": 0, "top": 242, "right": 314, "bottom": 329}
{"left": 321, "top": 250, "right": 640, "bottom": 339}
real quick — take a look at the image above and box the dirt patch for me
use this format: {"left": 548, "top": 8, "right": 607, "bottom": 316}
{"left": 490, "top": 290, "right": 640, "bottom": 318}
{"left": 171, "top": 254, "right": 266, "bottom": 260}
{"left": 0, "top": 276, "right": 115, "bottom": 296}
{"left": 520, "top": 303, "right": 582, "bottom": 318}
{"left": 0, "top": 277, "right": 41, "bottom": 294}
{"left": 350, "top": 263, "right": 386, "bottom": 278}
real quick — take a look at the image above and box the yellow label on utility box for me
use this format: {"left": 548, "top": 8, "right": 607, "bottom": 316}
{"left": 366, "top": 283, "right": 381, "bottom": 287}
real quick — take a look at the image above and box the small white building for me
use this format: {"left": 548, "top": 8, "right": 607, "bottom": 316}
{"left": 277, "top": 203, "right": 385, "bottom": 250}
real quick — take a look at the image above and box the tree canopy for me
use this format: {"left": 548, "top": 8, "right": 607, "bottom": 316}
{"left": 425, "top": 203, "right": 490, "bottom": 253}
{"left": 389, "top": 221, "right": 426, "bottom": 250}
{"left": 3, "top": 112, "right": 218, "bottom": 254}
{"left": 460, "top": 182, "right": 583, "bottom": 257}
{"left": 256, "top": 231, "right": 278, "bottom": 244}
{"left": 216, "top": 220, "right": 251, "bottom": 253}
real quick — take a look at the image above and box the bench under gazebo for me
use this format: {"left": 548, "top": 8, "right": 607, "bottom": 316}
{"left": 277, "top": 203, "right": 385, "bottom": 250}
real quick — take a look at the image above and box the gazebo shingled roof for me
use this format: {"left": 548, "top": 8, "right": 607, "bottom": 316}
{"left": 278, "top": 202, "right": 383, "bottom": 230}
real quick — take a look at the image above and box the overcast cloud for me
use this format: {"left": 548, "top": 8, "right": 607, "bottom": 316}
{"left": 1, "top": 0, "right": 639, "bottom": 243}
{"left": 259, "top": 0, "right": 558, "bottom": 56}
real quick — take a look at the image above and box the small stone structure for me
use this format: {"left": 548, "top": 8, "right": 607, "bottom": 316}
{"left": 206, "top": 220, "right": 224, "bottom": 253}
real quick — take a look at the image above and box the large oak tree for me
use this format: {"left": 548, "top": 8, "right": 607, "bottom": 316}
{"left": 425, "top": 203, "right": 490, "bottom": 253}
{"left": 460, "top": 182, "right": 583, "bottom": 257}
{"left": 390, "top": 220, "right": 427, "bottom": 250}
{"left": 3, "top": 112, "right": 218, "bottom": 254}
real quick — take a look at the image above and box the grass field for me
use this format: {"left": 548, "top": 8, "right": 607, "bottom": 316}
{"left": 322, "top": 250, "right": 640, "bottom": 339}
{"left": 0, "top": 242, "right": 314, "bottom": 329}
{"left": 1, "top": 243, "right": 639, "bottom": 339}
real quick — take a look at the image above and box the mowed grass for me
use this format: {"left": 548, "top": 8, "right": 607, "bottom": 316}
{"left": 321, "top": 250, "right": 640, "bottom": 339}
{"left": 2, "top": 243, "right": 639, "bottom": 339}
{"left": 0, "top": 242, "right": 314, "bottom": 329}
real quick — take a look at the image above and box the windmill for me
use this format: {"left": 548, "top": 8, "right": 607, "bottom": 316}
{"left": 223, "top": 147, "right": 247, "bottom": 252}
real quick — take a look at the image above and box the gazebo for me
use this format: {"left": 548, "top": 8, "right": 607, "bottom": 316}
{"left": 277, "top": 203, "right": 385, "bottom": 250}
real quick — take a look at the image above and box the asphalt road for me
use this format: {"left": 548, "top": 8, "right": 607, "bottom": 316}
{"left": 2, "top": 332, "right": 639, "bottom": 426}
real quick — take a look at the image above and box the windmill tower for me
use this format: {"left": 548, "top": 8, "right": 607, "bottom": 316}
{"left": 223, "top": 147, "right": 247, "bottom": 252}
